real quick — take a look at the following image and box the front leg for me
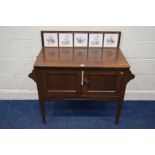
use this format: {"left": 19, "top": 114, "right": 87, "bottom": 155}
{"left": 39, "top": 99, "right": 46, "bottom": 123}
{"left": 115, "top": 70, "right": 135, "bottom": 124}
{"left": 115, "top": 99, "right": 123, "bottom": 124}
{"left": 29, "top": 68, "right": 46, "bottom": 123}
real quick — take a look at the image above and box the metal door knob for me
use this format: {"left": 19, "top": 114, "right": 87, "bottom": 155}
{"left": 83, "top": 79, "right": 90, "bottom": 85}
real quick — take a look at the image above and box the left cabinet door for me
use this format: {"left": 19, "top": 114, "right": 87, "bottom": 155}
{"left": 36, "top": 69, "right": 82, "bottom": 99}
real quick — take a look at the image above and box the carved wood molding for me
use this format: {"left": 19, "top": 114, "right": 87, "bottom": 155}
{"left": 28, "top": 69, "right": 37, "bottom": 82}
{"left": 124, "top": 70, "right": 135, "bottom": 84}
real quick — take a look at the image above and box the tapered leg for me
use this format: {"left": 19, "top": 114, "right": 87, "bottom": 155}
{"left": 39, "top": 99, "right": 46, "bottom": 123}
{"left": 115, "top": 99, "right": 123, "bottom": 124}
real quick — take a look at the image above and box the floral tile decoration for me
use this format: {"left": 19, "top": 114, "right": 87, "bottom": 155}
{"left": 42, "top": 31, "right": 120, "bottom": 48}
{"left": 59, "top": 33, "right": 73, "bottom": 47}
{"left": 74, "top": 33, "right": 88, "bottom": 47}
{"left": 89, "top": 33, "right": 103, "bottom": 47}
{"left": 104, "top": 33, "right": 119, "bottom": 47}
{"left": 43, "top": 33, "right": 58, "bottom": 47}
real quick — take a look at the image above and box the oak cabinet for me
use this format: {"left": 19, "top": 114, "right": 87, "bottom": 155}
{"left": 29, "top": 47, "right": 135, "bottom": 123}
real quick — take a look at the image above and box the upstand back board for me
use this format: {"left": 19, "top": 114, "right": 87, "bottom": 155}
{"left": 29, "top": 31, "right": 135, "bottom": 124}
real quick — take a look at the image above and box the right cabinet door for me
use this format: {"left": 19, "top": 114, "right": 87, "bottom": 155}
{"left": 83, "top": 71, "right": 122, "bottom": 98}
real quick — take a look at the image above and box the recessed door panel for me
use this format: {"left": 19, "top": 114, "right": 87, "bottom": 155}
{"left": 47, "top": 74, "right": 77, "bottom": 92}
{"left": 83, "top": 71, "right": 121, "bottom": 97}
{"left": 39, "top": 69, "right": 81, "bottom": 98}
{"left": 87, "top": 74, "right": 117, "bottom": 91}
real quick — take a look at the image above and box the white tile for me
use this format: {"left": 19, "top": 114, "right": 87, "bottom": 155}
{"left": 11, "top": 59, "right": 35, "bottom": 74}
{"left": 10, "top": 40, "right": 32, "bottom": 58}
{"left": 16, "top": 75, "right": 37, "bottom": 90}
{"left": 121, "top": 41, "right": 155, "bottom": 59}
{"left": 0, "top": 41, "right": 14, "bottom": 58}
{"left": 128, "top": 59, "right": 155, "bottom": 75}
{"left": 0, "top": 59, "right": 15, "bottom": 75}
{"left": 12, "top": 49, "right": 39, "bottom": 58}
{"left": 0, "top": 30, "right": 41, "bottom": 58}
{"left": 0, "top": 76, "right": 17, "bottom": 89}
{"left": 0, "top": 91, "right": 17, "bottom": 99}
{"left": 122, "top": 27, "right": 155, "bottom": 41}
{"left": 0, "top": 89, "right": 38, "bottom": 99}
{"left": 127, "top": 75, "right": 155, "bottom": 90}
{"left": 10, "top": 39, "right": 30, "bottom": 49}
{"left": 17, "top": 91, "right": 38, "bottom": 99}
{"left": 7, "top": 40, "right": 40, "bottom": 58}
{"left": 125, "top": 90, "right": 155, "bottom": 100}
{"left": 29, "top": 40, "right": 42, "bottom": 57}
{"left": 0, "top": 26, "right": 40, "bottom": 40}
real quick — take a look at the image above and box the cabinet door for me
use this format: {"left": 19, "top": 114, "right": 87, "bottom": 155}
{"left": 83, "top": 71, "right": 121, "bottom": 98}
{"left": 38, "top": 69, "right": 82, "bottom": 98}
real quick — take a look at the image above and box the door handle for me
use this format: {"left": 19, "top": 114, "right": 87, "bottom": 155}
{"left": 81, "top": 71, "right": 84, "bottom": 85}
{"left": 81, "top": 71, "right": 89, "bottom": 85}
{"left": 83, "top": 78, "right": 90, "bottom": 85}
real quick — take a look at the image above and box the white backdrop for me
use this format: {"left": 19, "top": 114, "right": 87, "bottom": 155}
{"left": 0, "top": 26, "right": 155, "bottom": 100}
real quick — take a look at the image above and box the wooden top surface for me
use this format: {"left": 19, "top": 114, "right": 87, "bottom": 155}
{"left": 34, "top": 47, "right": 130, "bottom": 69}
